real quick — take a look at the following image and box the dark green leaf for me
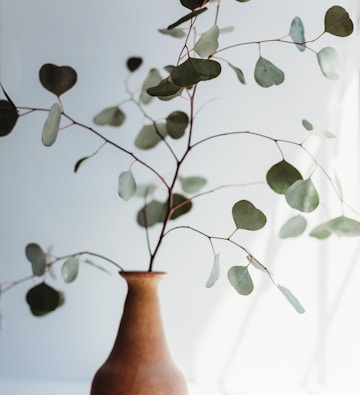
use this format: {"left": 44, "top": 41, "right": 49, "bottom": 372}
{"left": 254, "top": 57, "right": 285, "bottom": 88}
{"left": 137, "top": 200, "right": 166, "bottom": 228}
{"left": 166, "top": 111, "right": 189, "bottom": 139}
{"left": 285, "top": 178, "right": 319, "bottom": 213}
{"left": 134, "top": 123, "right": 167, "bottom": 150}
{"left": 146, "top": 79, "right": 182, "bottom": 98}
{"left": 42, "top": 103, "right": 61, "bottom": 146}
{"left": 227, "top": 266, "right": 254, "bottom": 296}
{"left": 266, "top": 160, "right": 303, "bottom": 194}
{"left": 171, "top": 57, "right": 221, "bottom": 87}
{"left": 279, "top": 215, "right": 307, "bottom": 238}
{"left": 290, "top": 16, "right": 306, "bottom": 52}
{"left": 232, "top": 200, "right": 266, "bottom": 231}
{"left": 180, "top": 0, "right": 208, "bottom": 10}
{"left": 39, "top": 64, "right": 77, "bottom": 96}
{"left": 317, "top": 47, "right": 340, "bottom": 80}
{"left": 61, "top": 257, "right": 79, "bottom": 283}
{"left": 324, "top": 6, "right": 354, "bottom": 37}
{"left": 26, "top": 283, "right": 64, "bottom": 316}
{"left": 170, "top": 193, "right": 192, "bottom": 220}
{"left": 0, "top": 100, "right": 18, "bottom": 137}
{"left": 25, "top": 243, "right": 47, "bottom": 277}
{"left": 126, "top": 57, "right": 142, "bottom": 72}
{"left": 93, "top": 106, "right": 125, "bottom": 127}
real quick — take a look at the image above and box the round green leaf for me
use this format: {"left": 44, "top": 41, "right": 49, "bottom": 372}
{"left": 180, "top": 176, "right": 206, "bottom": 193}
{"left": 39, "top": 64, "right": 77, "bottom": 96}
{"left": 254, "top": 56, "right": 285, "bottom": 88}
{"left": 171, "top": 57, "right": 221, "bottom": 87}
{"left": 170, "top": 193, "right": 192, "bottom": 220}
{"left": 290, "top": 16, "right": 306, "bottom": 52}
{"left": 25, "top": 243, "right": 47, "bottom": 277}
{"left": 279, "top": 215, "right": 307, "bottom": 238}
{"left": 180, "top": 0, "right": 208, "bottom": 10}
{"left": 61, "top": 257, "right": 79, "bottom": 283}
{"left": 324, "top": 6, "right": 354, "bottom": 37}
{"left": 166, "top": 111, "right": 189, "bottom": 139}
{"left": 227, "top": 266, "right": 254, "bottom": 296}
{"left": 42, "top": 103, "right": 61, "bottom": 147}
{"left": 140, "top": 68, "right": 162, "bottom": 104}
{"left": 26, "top": 283, "right": 64, "bottom": 316}
{"left": 194, "top": 25, "right": 219, "bottom": 58}
{"left": 0, "top": 100, "right": 18, "bottom": 137}
{"left": 266, "top": 160, "right": 303, "bottom": 194}
{"left": 93, "top": 106, "right": 125, "bottom": 127}
{"left": 137, "top": 200, "right": 166, "bottom": 228}
{"left": 118, "top": 170, "right": 137, "bottom": 201}
{"left": 285, "top": 178, "right": 319, "bottom": 213}
{"left": 317, "top": 47, "right": 340, "bottom": 80}
{"left": 126, "top": 57, "right": 142, "bottom": 72}
{"left": 232, "top": 200, "right": 266, "bottom": 230}
{"left": 134, "top": 123, "right": 167, "bottom": 150}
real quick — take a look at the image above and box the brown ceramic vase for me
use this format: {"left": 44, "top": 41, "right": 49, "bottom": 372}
{"left": 90, "top": 271, "right": 188, "bottom": 395}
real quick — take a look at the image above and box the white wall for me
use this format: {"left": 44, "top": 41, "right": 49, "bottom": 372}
{"left": 1, "top": 1, "right": 360, "bottom": 394}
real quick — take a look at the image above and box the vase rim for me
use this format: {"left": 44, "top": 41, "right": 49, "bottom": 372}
{"left": 119, "top": 270, "right": 167, "bottom": 276}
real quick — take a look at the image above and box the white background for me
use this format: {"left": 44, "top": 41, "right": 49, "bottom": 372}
{"left": 1, "top": 0, "right": 360, "bottom": 394}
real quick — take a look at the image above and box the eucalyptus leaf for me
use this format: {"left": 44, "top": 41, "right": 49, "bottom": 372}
{"left": 135, "top": 183, "right": 156, "bottom": 198}
{"left": 170, "top": 193, "right": 192, "bottom": 220}
{"left": 232, "top": 200, "right": 266, "bottom": 231}
{"left": 246, "top": 255, "right": 267, "bottom": 273}
{"left": 324, "top": 6, "right": 354, "bottom": 37}
{"left": 118, "top": 170, "right": 137, "bottom": 201}
{"left": 205, "top": 253, "right": 220, "bottom": 288}
{"left": 194, "top": 25, "right": 219, "bottom": 57}
{"left": 254, "top": 57, "right": 285, "bottom": 87}
{"left": 42, "top": 103, "right": 61, "bottom": 147}
{"left": 290, "top": 16, "right": 306, "bottom": 52}
{"left": 277, "top": 284, "right": 305, "bottom": 313}
{"left": 126, "top": 57, "right": 142, "bottom": 72}
{"left": 309, "top": 222, "right": 332, "bottom": 239}
{"left": 266, "top": 160, "right": 303, "bottom": 194}
{"left": 158, "top": 28, "right": 186, "bottom": 38}
{"left": 180, "top": 176, "right": 206, "bottom": 193}
{"left": 325, "top": 216, "right": 360, "bottom": 237}
{"left": 74, "top": 155, "right": 91, "bottom": 173}
{"left": 26, "top": 283, "right": 64, "bottom": 316}
{"left": 61, "top": 257, "right": 79, "bottom": 283}
{"left": 279, "top": 215, "right": 307, "bottom": 238}
{"left": 166, "top": 111, "right": 189, "bottom": 139}
{"left": 137, "top": 200, "right": 167, "bottom": 228}
{"left": 134, "top": 123, "right": 167, "bottom": 150}
{"left": 180, "top": 0, "right": 208, "bottom": 10}
{"left": 302, "top": 119, "right": 335, "bottom": 138}
{"left": 93, "top": 106, "right": 125, "bottom": 127}
{"left": 39, "top": 64, "right": 77, "bottom": 96}
{"left": 140, "top": 68, "right": 162, "bottom": 104}
{"left": 147, "top": 79, "right": 182, "bottom": 98}
{"left": 168, "top": 7, "right": 208, "bottom": 30}
{"left": 25, "top": 243, "right": 47, "bottom": 277}
{"left": 171, "top": 57, "right": 221, "bottom": 87}
{"left": 227, "top": 62, "right": 246, "bottom": 84}
{"left": 0, "top": 99, "right": 18, "bottom": 137}
{"left": 227, "top": 266, "right": 254, "bottom": 296}
{"left": 285, "top": 178, "right": 319, "bottom": 213}
{"left": 317, "top": 47, "right": 340, "bottom": 80}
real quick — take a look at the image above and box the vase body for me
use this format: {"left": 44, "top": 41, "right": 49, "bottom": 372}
{"left": 90, "top": 271, "right": 188, "bottom": 395}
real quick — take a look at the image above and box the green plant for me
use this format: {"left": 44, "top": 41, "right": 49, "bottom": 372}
{"left": 0, "top": 0, "right": 358, "bottom": 317}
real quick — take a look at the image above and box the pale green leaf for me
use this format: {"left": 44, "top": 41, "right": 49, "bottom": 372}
{"left": 266, "top": 160, "right": 303, "bottom": 194}
{"left": 194, "top": 25, "right": 219, "bottom": 57}
{"left": 25, "top": 243, "right": 47, "bottom": 276}
{"left": 302, "top": 119, "right": 335, "bottom": 138}
{"left": 140, "top": 68, "right": 162, "bottom": 104}
{"left": 232, "top": 200, "right": 266, "bottom": 231}
{"left": 205, "top": 253, "right": 220, "bottom": 288}
{"left": 227, "top": 62, "right": 246, "bottom": 84}
{"left": 93, "top": 106, "right": 125, "bottom": 127}
{"left": 118, "top": 170, "right": 137, "bottom": 201}
{"left": 135, "top": 183, "right": 156, "bottom": 198}
{"left": 326, "top": 216, "right": 360, "bottom": 237}
{"left": 180, "top": 176, "right": 206, "bottom": 193}
{"left": 290, "top": 16, "right": 306, "bottom": 52}
{"left": 254, "top": 57, "right": 284, "bottom": 88}
{"left": 134, "top": 123, "right": 167, "bottom": 150}
{"left": 277, "top": 284, "right": 305, "bottom": 313}
{"left": 246, "top": 255, "right": 267, "bottom": 272}
{"left": 61, "top": 257, "right": 79, "bottom": 283}
{"left": 309, "top": 222, "right": 332, "bottom": 239}
{"left": 158, "top": 28, "right": 186, "bottom": 38}
{"left": 317, "top": 47, "right": 340, "bottom": 80}
{"left": 279, "top": 215, "right": 307, "bottom": 238}
{"left": 227, "top": 266, "right": 254, "bottom": 296}
{"left": 42, "top": 103, "right": 61, "bottom": 146}
{"left": 324, "top": 6, "right": 354, "bottom": 37}
{"left": 285, "top": 178, "right": 319, "bottom": 213}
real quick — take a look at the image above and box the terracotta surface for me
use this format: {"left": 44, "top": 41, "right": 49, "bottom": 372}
{"left": 91, "top": 271, "right": 188, "bottom": 395}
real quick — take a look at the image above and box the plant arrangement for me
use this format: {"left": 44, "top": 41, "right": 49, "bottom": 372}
{"left": 0, "top": 0, "right": 358, "bottom": 318}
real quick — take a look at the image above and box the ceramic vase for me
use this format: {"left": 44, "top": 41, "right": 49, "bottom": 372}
{"left": 90, "top": 271, "right": 188, "bottom": 395}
